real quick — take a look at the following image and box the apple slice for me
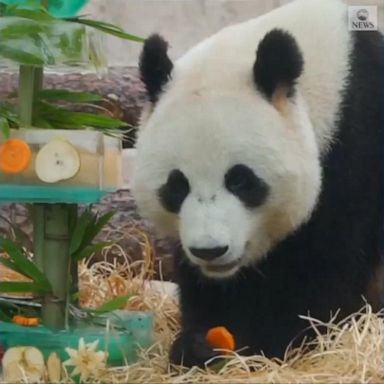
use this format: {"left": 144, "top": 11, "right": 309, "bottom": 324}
{"left": 35, "top": 138, "right": 80, "bottom": 183}
{"left": 2, "top": 346, "right": 45, "bottom": 383}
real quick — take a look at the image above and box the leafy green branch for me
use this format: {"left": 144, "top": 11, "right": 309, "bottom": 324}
{"left": 69, "top": 208, "right": 114, "bottom": 261}
{"left": 1, "top": 2, "right": 145, "bottom": 42}
{"left": 66, "top": 17, "right": 144, "bottom": 42}
{"left": 0, "top": 3, "right": 144, "bottom": 86}
{"left": 0, "top": 89, "right": 127, "bottom": 138}
{"left": 0, "top": 207, "right": 114, "bottom": 295}
{"left": 0, "top": 238, "right": 52, "bottom": 294}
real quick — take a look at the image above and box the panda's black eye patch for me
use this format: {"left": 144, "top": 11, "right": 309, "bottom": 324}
{"left": 225, "top": 164, "right": 269, "bottom": 208}
{"left": 158, "top": 169, "right": 190, "bottom": 213}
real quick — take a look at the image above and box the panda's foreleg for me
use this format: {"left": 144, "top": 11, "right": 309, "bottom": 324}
{"left": 169, "top": 328, "right": 220, "bottom": 368}
{"left": 169, "top": 287, "right": 228, "bottom": 368}
{"left": 169, "top": 294, "right": 228, "bottom": 368}
{"left": 170, "top": 249, "right": 238, "bottom": 367}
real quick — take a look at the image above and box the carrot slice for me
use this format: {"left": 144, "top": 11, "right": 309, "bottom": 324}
{"left": 12, "top": 315, "right": 40, "bottom": 327}
{"left": 0, "top": 139, "right": 32, "bottom": 174}
{"left": 206, "top": 326, "right": 235, "bottom": 351}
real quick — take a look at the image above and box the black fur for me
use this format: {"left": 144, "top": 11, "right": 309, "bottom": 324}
{"left": 158, "top": 169, "right": 190, "bottom": 214}
{"left": 253, "top": 29, "right": 304, "bottom": 99}
{"left": 139, "top": 34, "right": 173, "bottom": 103}
{"left": 225, "top": 164, "right": 270, "bottom": 208}
{"left": 171, "top": 31, "right": 384, "bottom": 367}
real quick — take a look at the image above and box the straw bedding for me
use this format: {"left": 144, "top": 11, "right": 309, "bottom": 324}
{"left": 78, "top": 227, "right": 384, "bottom": 384}
{"left": 1, "top": 226, "right": 384, "bottom": 383}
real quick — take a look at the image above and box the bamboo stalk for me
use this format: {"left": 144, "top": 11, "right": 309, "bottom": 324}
{"left": 32, "top": 205, "right": 45, "bottom": 272}
{"left": 18, "top": 65, "right": 47, "bottom": 275}
{"left": 41, "top": 204, "right": 71, "bottom": 330}
{"left": 33, "top": 66, "right": 44, "bottom": 97}
{"left": 69, "top": 204, "right": 79, "bottom": 307}
{"left": 18, "top": 66, "right": 35, "bottom": 126}
{"left": 31, "top": 67, "right": 45, "bottom": 271}
{"left": 18, "top": 64, "right": 73, "bottom": 330}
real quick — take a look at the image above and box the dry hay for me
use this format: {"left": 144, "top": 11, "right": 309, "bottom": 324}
{"left": 1, "top": 227, "right": 384, "bottom": 383}
{"left": 79, "top": 227, "right": 384, "bottom": 384}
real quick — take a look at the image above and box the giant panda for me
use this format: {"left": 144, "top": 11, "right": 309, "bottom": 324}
{"left": 132, "top": 0, "right": 384, "bottom": 367}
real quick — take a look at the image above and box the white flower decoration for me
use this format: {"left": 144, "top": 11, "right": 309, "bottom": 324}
{"left": 63, "top": 338, "right": 107, "bottom": 382}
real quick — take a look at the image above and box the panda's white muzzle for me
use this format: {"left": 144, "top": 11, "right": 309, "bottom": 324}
{"left": 179, "top": 194, "right": 251, "bottom": 278}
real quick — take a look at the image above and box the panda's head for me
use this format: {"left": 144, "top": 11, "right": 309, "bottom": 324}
{"left": 133, "top": 29, "right": 321, "bottom": 279}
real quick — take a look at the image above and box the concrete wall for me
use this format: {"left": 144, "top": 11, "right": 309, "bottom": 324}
{"left": 83, "top": 0, "right": 384, "bottom": 66}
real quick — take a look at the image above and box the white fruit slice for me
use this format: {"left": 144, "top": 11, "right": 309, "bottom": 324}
{"left": 47, "top": 352, "right": 62, "bottom": 383}
{"left": 35, "top": 138, "right": 80, "bottom": 183}
{"left": 2, "top": 346, "right": 45, "bottom": 383}
{"left": 2, "top": 346, "right": 23, "bottom": 369}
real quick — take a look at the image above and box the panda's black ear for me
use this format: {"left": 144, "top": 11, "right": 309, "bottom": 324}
{"left": 139, "top": 34, "right": 173, "bottom": 103}
{"left": 253, "top": 29, "right": 303, "bottom": 102}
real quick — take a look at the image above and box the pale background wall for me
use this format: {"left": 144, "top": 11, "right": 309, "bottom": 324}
{"left": 83, "top": 0, "right": 384, "bottom": 67}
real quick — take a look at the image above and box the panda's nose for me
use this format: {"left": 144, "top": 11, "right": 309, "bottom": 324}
{"left": 189, "top": 246, "right": 229, "bottom": 261}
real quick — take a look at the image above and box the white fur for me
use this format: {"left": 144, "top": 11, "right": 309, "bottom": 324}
{"left": 133, "top": 0, "right": 352, "bottom": 278}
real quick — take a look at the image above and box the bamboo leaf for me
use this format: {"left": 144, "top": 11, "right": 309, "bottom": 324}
{"left": 0, "top": 309, "right": 12, "bottom": 323}
{"left": 3, "top": 2, "right": 41, "bottom": 16}
{"left": 32, "top": 117, "right": 53, "bottom": 128}
{"left": 0, "top": 42, "right": 45, "bottom": 65}
{"left": 0, "top": 238, "right": 51, "bottom": 290}
{"left": 73, "top": 213, "right": 97, "bottom": 252}
{"left": 0, "top": 102, "right": 20, "bottom": 126}
{"left": 0, "top": 116, "right": 10, "bottom": 139}
{"left": 70, "top": 209, "right": 114, "bottom": 260}
{"left": 72, "top": 211, "right": 114, "bottom": 260}
{"left": 69, "top": 209, "right": 93, "bottom": 255}
{"left": 0, "top": 18, "right": 45, "bottom": 37}
{"left": 0, "top": 281, "right": 48, "bottom": 293}
{"left": 12, "top": 226, "right": 33, "bottom": 253}
{"left": 68, "top": 17, "right": 144, "bottom": 42}
{"left": 48, "top": 111, "right": 126, "bottom": 129}
{"left": 73, "top": 241, "right": 113, "bottom": 261}
{"left": 92, "top": 295, "right": 131, "bottom": 314}
{"left": 31, "top": 32, "right": 55, "bottom": 65}
{"left": 35, "top": 101, "right": 127, "bottom": 130}
{"left": 0, "top": 257, "right": 25, "bottom": 276}
{"left": 6, "top": 8, "right": 54, "bottom": 21}
{"left": 71, "top": 292, "right": 80, "bottom": 301}
{"left": 37, "top": 89, "right": 103, "bottom": 103}
{"left": 68, "top": 205, "right": 78, "bottom": 238}
{"left": 83, "top": 211, "right": 115, "bottom": 246}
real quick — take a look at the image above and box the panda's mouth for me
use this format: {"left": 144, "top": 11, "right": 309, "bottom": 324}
{"left": 204, "top": 260, "right": 239, "bottom": 273}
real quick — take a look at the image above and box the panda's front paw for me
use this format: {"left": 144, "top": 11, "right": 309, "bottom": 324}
{"left": 169, "top": 330, "right": 220, "bottom": 368}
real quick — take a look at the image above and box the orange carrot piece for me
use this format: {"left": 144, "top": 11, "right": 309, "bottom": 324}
{"left": 27, "top": 318, "right": 39, "bottom": 327}
{"left": 206, "top": 326, "right": 235, "bottom": 351}
{"left": 12, "top": 315, "right": 40, "bottom": 327}
{"left": 0, "top": 139, "right": 32, "bottom": 174}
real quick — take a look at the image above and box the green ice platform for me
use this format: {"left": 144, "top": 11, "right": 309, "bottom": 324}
{"left": 0, "top": 310, "right": 154, "bottom": 366}
{"left": 0, "top": 185, "right": 113, "bottom": 204}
